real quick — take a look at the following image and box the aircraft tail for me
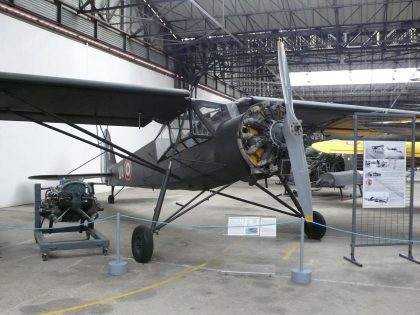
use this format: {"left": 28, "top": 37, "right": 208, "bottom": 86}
{"left": 100, "top": 129, "right": 116, "bottom": 184}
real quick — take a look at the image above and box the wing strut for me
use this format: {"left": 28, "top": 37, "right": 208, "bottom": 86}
{"left": 277, "top": 41, "right": 314, "bottom": 222}
{"left": 4, "top": 91, "right": 181, "bottom": 179}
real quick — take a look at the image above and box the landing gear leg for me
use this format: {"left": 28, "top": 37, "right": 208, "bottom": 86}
{"left": 279, "top": 176, "right": 327, "bottom": 240}
{"left": 108, "top": 186, "right": 115, "bottom": 204}
{"left": 131, "top": 161, "right": 173, "bottom": 263}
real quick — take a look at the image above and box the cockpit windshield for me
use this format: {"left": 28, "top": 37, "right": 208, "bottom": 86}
{"left": 197, "top": 103, "right": 229, "bottom": 130}
{"left": 154, "top": 102, "right": 231, "bottom": 160}
{"left": 155, "top": 105, "right": 215, "bottom": 160}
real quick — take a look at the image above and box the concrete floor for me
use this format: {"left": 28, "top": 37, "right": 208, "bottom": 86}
{"left": 1, "top": 180, "right": 420, "bottom": 315}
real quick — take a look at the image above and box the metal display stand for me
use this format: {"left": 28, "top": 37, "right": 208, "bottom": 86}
{"left": 344, "top": 113, "right": 418, "bottom": 266}
{"left": 33, "top": 184, "right": 109, "bottom": 261}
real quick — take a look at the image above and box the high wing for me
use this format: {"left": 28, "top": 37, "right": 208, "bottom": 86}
{"left": 1, "top": 71, "right": 418, "bottom": 135}
{"left": 0, "top": 72, "right": 190, "bottom": 127}
{"left": 250, "top": 97, "right": 420, "bottom": 138}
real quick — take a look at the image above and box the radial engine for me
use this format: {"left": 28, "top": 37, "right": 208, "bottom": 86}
{"left": 39, "top": 180, "right": 103, "bottom": 227}
{"left": 238, "top": 101, "right": 289, "bottom": 177}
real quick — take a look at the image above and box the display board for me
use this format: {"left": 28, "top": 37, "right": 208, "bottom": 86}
{"left": 227, "top": 216, "right": 277, "bottom": 237}
{"left": 363, "top": 141, "right": 406, "bottom": 208}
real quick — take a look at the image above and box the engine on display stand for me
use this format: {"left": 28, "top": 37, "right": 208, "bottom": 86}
{"left": 30, "top": 174, "right": 110, "bottom": 261}
{"left": 39, "top": 179, "right": 103, "bottom": 228}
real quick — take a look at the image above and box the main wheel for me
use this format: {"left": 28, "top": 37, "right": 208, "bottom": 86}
{"left": 304, "top": 211, "right": 326, "bottom": 240}
{"left": 131, "top": 225, "right": 154, "bottom": 263}
{"left": 108, "top": 195, "right": 115, "bottom": 204}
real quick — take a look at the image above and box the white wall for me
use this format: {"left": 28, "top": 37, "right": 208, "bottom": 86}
{"left": 0, "top": 12, "right": 230, "bottom": 207}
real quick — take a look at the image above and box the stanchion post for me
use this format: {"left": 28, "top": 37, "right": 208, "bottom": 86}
{"left": 109, "top": 212, "right": 128, "bottom": 276}
{"left": 299, "top": 216, "right": 304, "bottom": 272}
{"left": 291, "top": 217, "right": 312, "bottom": 284}
{"left": 116, "top": 212, "right": 121, "bottom": 263}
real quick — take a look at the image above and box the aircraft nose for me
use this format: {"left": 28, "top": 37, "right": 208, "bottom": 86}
{"left": 238, "top": 101, "right": 287, "bottom": 173}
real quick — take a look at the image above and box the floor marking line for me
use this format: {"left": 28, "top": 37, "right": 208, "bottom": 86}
{"left": 282, "top": 242, "right": 299, "bottom": 260}
{"left": 41, "top": 230, "right": 244, "bottom": 314}
{"left": 39, "top": 263, "right": 207, "bottom": 315}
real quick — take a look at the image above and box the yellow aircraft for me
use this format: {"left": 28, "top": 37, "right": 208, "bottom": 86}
{"left": 312, "top": 139, "right": 420, "bottom": 157}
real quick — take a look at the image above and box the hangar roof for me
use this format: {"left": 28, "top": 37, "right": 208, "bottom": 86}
{"left": 4, "top": 0, "right": 420, "bottom": 109}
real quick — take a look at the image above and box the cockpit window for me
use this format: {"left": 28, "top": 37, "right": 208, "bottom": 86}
{"left": 197, "top": 104, "right": 229, "bottom": 130}
{"left": 192, "top": 110, "right": 209, "bottom": 136}
{"left": 155, "top": 107, "right": 212, "bottom": 160}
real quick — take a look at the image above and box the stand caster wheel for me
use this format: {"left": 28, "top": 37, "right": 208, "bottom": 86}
{"left": 42, "top": 253, "right": 48, "bottom": 261}
{"left": 108, "top": 195, "right": 115, "bottom": 204}
{"left": 102, "top": 248, "right": 108, "bottom": 256}
{"left": 131, "top": 225, "right": 154, "bottom": 263}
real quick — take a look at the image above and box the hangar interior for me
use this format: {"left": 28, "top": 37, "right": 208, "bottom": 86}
{"left": 0, "top": 0, "right": 419, "bottom": 314}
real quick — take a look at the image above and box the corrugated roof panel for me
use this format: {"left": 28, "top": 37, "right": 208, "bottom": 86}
{"left": 315, "top": 7, "right": 335, "bottom": 27}
{"left": 226, "top": 16, "right": 243, "bottom": 33}
{"left": 260, "top": 0, "right": 271, "bottom": 13}
{"left": 365, "top": 3, "right": 386, "bottom": 24}
{"left": 198, "top": 0, "right": 215, "bottom": 16}
{"left": 341, "top": 3, "right": 362, "bottom": 25}
{"left": 414, "top": 2, "right": 420, "bottom": 19}
{"left": 249, "top": 14, "right": 268, "bottom": 31}
{"left": 269, "top": 12, "right": 288, "bottom": 30}
{"left": 224, "top": 0, "right": 241, "bottom": 15}
{"left": 291, "top": 10, "right": 307, "bottom": 29}
{"left": 388, "top": 1, "right": 413, "bottom": 21}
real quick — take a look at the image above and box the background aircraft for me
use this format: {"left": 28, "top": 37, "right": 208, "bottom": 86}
{"left": 0, "top": 44, "right": 419, "bottom": 263}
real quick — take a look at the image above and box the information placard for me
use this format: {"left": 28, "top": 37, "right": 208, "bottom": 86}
{"left": 227, "top": 217, "right": 246, "bottom": 236}
{"left": 259, "top": 217, "right": 277, "bottom": 237}
{"left": 227, "top": 216, "right": 277, "bottom": 237}
{"left": 363, "top": 141, "right": 406, "bottom": 208}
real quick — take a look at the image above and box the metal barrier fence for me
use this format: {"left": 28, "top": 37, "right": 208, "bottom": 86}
{"left": 345, "top": 113, "right": 417, "bottom": 266}
{"left": 2, "top": 213, "right": 420, "bottom": 244}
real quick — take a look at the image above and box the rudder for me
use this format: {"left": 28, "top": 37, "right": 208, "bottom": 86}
{"left": 100, "top": 129, "right": 116, "bottom": 185}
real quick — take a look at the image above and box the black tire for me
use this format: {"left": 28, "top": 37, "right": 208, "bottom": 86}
{"left": 108, "top": 195, "right": 115, "bottom": 204}
{"left": 131, "top": 225, "right": 154, "bottom": 263}
{"left": 304, "top": 211, "right": 326, "bottom": 240}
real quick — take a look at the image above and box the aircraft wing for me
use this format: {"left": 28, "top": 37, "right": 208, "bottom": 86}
{"left": 293, "top": 100, "right": 420, "bottom": 137}
{"left": 0, "top": 72, "right": 190, "bottom": 127}
{"left": 251, "top": 97, "right": 420, "bottom": 138}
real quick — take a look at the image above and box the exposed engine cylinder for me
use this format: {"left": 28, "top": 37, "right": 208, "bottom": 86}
{"left": 238, "top": 101, "right": 287, "bottom": 176}
{"left": 40, "top": 180, "right": 103, "bottom": 223}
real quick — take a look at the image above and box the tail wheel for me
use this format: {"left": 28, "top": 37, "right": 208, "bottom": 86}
{"left": 131, "top": 225, "right": 154, "bottom": 263}
{"left": 304, "top": 211, "right": 326, "bottom": 240}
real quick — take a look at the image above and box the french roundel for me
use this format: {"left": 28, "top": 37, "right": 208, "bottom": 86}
{"left": 123, "top": 160, "right": 132, "bottom": 181}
